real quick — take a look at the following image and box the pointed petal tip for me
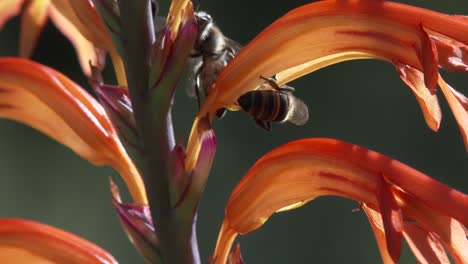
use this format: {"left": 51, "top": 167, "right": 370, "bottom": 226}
{"left": 228, "top": 243, "right": 245, "bottom": 264}
{"left": 111, "top": 182, "right": 160, "bottom": 263}
{"left": 419, "top": 25, "right": 439, "bottom": 95}
{"left": 396, "top": 64, "right": 442, "bottom": 132}
{"left": 0, "top": 1, "right": 25, "bottom": 29}
{"left": 377, "top": 179, "right": 403, "bottom": 262}
{"left": 438, "top": 77, "right": 468, "bottom": 152}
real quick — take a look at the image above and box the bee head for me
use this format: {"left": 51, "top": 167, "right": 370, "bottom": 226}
{"left": 195, "top": 11, "right": 214, "bottom": 34}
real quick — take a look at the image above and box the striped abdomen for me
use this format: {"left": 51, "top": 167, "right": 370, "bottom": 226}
{"left": 237, "top": 90, "right": 289, "bottom": 122}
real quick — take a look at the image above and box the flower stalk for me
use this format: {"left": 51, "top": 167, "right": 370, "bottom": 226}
{"left": 117, "top": 1, "right": 199, "bottom": 263}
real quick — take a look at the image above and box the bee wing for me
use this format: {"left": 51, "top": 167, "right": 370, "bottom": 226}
{"left": 286, "top": 95, "right": 309, "bottom": 126}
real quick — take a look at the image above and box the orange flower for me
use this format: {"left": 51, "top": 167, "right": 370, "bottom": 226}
{"left": 187, "top": 0, "right": 468, "bottom": 156}
{"left": 187, "top": 1, "right": 468, "bottom": 262}
{"left": 212, "top": 138, "right": 468, "bottom": 263}
{"left": 0, "top": 57, "right": 146, "bottom": 204}
{"left": 0, "top": 218, "right": 117, "bottom": 263}
{"left": 0, "top": 0, "right": 126, "bottom": 84}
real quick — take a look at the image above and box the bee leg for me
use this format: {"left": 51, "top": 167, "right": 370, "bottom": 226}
{"left": 254, "top": 119, "right": 272, "bottom": 132}
{"left": 194, "top": 76, "right": 202, "bottom": 109}
{"left": 259, "top": 76, "right": 279, "bottom": 89}
{"left": 259, "top": 76, "right": 295, "bottom": 92}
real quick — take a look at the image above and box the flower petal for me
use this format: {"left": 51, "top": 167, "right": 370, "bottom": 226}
{"left": 50, "top": 0, "right": 112, "bottom": 51}
{"left": 362, "top": 205, "right": 396, "bottom": 264}
{"left": 376, "top": 178, "right": 403, "bottom": 262}
{"left": 0, "top": 0, "right": 25, "bottom": 28}
{"left": 48, "top": 4, "right": 106, "bottom": 78}
{"left": 430, "top": 30, "right": 468, "bottom": 72}
{"left": 186, "top": 0, "right": 468, "bottom": 158}
{"left": 0, "top": 218, "right": 117, "bottom": 264}
{"left": 49, "top": 0, "right": 125, "bottom": 84}
{"left": 0, "top": 58, "right": 147, "bottom": 204}
{"left": 212, "top": 138, "right": 468, "bottom": 263}
{"left": 402, "top": 222, "right": 450, "bottom": 264}
{"left": 176, "top": 116, "right": 216, "bottom": 208}
{"left": 19, "top": 0, "right": 50, "bottom": 58}
{"left": 396, "top": 64, "right": 441, "bottom": 131}
{"left": 198, "top": 1, "right": 468, "bottom": 116}
{"left": 438, "top": 77, "right": 468, "bottom": 151}
{"left": 394, "top": 189, "right": 468, "bottom": 263}
{"left": 228, "top": 244, "right": 244, "bottom": 264}
{"left": 419, "top": 25, "right": 439, "bottom": 94}
{"left": 166, "top": 0, "right": 190, "bottom": 36}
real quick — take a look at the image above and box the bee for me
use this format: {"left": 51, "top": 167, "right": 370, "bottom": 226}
{"left": 237, "top": 76, "right": 309, "bottom": 131}
{"left": 187, "top": 11, "right": 242, "bottom": 117}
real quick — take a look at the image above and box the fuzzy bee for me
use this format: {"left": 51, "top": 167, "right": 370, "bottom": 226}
{"left": 237, "top": 76, "right": 309, "bottom": 131}
{"left": 187, "top": 11, "right": 242, "bottom": 116}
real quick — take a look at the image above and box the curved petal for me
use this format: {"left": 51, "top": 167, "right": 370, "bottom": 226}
{"left": 212, "top": 138, "right": 468, "bottom": 263}
{"left": 19, "top": 0, "right": 50, "bottom": 58}
{"left": 438, "top": 77, "right": 468, "bottom": 151}
{"left": 50, "top": 0, "right": 112, "bottom": 51}
{"left": 0, "top": 0, "right": 25, "bottom": 28}
{"left": 402, "top": 219, "right": 450, "bottom": 264}
{"left": 0, "top": 58, "right": 147, "bottom": 204}
{"left": 394, "top": 189, "right": 468, "bottom": 263}
{"left": 186, "top": 0, "right": 468, "bottom": 155}
{"left": 362, "top": 205, "right": 396, "bottom": 264}
{"left": 54, "top": 0, "right": 126, "bottom": 85}
{"left": 201, "top": 1, "right": 467, "bottom": 114}
{"left": 0, "top": 218, "right": 117, "bottom": 264}
{"left": 396, "top": 64, "right": 441, "bottom": 131}
{"left": 48, "top": 4, "right": 105, "bottom": 78}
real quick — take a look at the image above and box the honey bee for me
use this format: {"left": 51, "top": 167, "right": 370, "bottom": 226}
{"left": 187, "top": 11, "right": 242, "bottom": 117}
{"left": 237, "top": 76, "right": 309, "bottom": 131}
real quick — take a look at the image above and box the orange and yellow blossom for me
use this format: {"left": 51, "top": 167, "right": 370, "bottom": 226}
{"left": 188, "top": 0, "right": 468, "bottom": 157}
{"left": 213, "top": 139, "right": 468, "bottom": 263}
{"left": 0, "top": 218, "right": 117, "bottom": 263}
{"left": 0, "top": 58, "right": 146, "bottom": 204}
{"left": 0, "top": 0, "right": 126, "bottom": 84}
{"left": 178, "top": 0, "right": 468, "bottom": 263}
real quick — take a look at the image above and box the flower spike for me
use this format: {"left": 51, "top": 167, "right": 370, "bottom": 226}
{"left": 0, "top": 218, "right": 117, "bottom": 264}
{"left": 0, "top": 58, "right": 147, "bottom": 204}
{"left": 212, "top": 138, "right": 468, "bottom": 263}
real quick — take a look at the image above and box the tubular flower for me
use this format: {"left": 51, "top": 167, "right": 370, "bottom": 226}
{"left": 188, "top": 0, "right": 468, "bottom": 154}
{"left": 212, "top": 138, "right": 468, "bottom": 264}
{"left": 0, "top": 218, "right": 117, "bottom": 264}
{"left": 0, "top": 0, "right": 126, "bottom": 84}
{"left": 0, "top": 57, "right": 146, "bottom": 204}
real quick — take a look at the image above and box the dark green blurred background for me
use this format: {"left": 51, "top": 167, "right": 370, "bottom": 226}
{"left": 0, "top": 1, "right": 467, "bottom": 263}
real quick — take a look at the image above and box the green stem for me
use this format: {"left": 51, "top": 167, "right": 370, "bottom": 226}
{"left": 118, "top": 1, "right": 198, "bottom": 263}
